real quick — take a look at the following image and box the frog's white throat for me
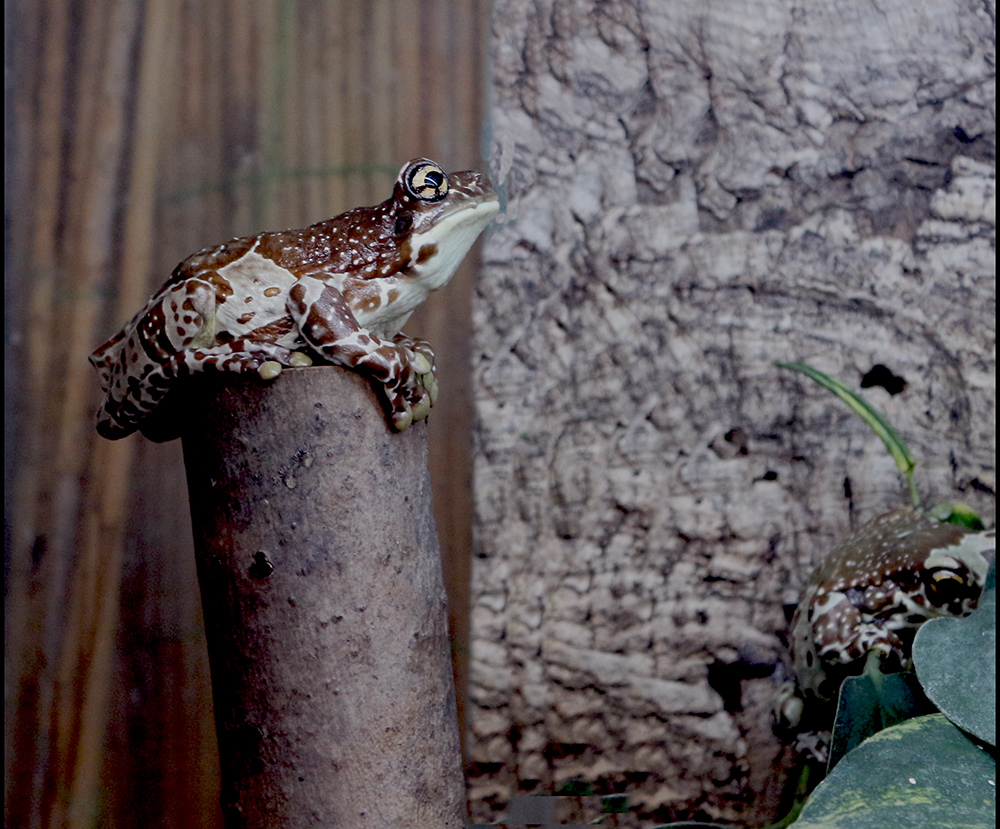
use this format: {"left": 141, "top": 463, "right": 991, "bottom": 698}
{"left": 363, "top": 197, "right": 499, "bottom": 338}
{"left": 409, "top": 197, "right": 499, "bottom": 291}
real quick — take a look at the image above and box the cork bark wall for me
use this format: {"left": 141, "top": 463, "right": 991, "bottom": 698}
{"left": 468, "top": 0, "right": 995, "bottom": 824}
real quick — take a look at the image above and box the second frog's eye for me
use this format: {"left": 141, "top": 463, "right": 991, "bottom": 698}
{"left": 405, "top": 161, "right": 448, "bottom": 202}
{"left": 923, "top": 567, "right": 971, "bottom": 607}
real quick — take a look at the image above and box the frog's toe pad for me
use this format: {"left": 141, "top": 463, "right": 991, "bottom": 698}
{"left": 410, "top": 395, "right": 432, "bottom": 423}
{"left": 421, "top": 372, "right": 439, "bottom": 406}
{"left": 391, "top": 408, "right": 414, "bottom": 432}
{"left": 773, "top": 681, "right": 804, "bottom": 729}
{"left": 290, "top": 351, "right": 313, "bottom": 367}
{"left": 259, "top": 361, "right": 283, "bottom": 380}
{"left": 412, "top": 352, "right": 432, "bottom": 375}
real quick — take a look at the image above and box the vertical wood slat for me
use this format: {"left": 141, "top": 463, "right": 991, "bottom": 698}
{"left": 4, "top": 0, "right": 71, "bottom": 821}
{"left": 7, "top": 0, "right": 137, "bottom": 825}
{"left": 322, "top": 1, "right": 348, "bottom": 216}
{"left": 272, "top": 0, "right": 298, "bottom": 227}
{"left": 256, "top": 0, "right": 280, "bottom": 231}
{"left": 60, "top": 4, "right": 175, "bottom": 826}
{"left": 7, "top": 0, "right": 131, "bottom": 825}
{"left": 6, "top": 2, "right": 492, "bottom": 825}
{"left": 369, "top": 0, "right": 396, "bottom": 196}
{"left": 223, "top": 0, "right": 256, "bottom": 236}
{"left": 298, "top": 5, "right": 325, "bottom": 224}
{"left": 391, "top": 1, "right": 423, "bottom": 161}
{"left": 343, "top": 0, "right": 367, "bottom": 206}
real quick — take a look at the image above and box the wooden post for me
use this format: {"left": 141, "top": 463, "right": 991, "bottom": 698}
{"left": 179, "top": 366, "right": 466, "bottom": 828}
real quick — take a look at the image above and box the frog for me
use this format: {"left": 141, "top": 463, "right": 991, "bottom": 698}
{"left": 89, "top": 158, "right": 499, "bottom": 440}
{"left": 776, "top": 508, "right": 994, "bottom": 733}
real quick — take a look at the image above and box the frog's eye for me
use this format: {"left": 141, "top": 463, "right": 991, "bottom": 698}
{"left": 405, "top": 161, "right": 449, "bottom": 202}
{"left": 923, "top": 568, "right": 973, "bottom": 607}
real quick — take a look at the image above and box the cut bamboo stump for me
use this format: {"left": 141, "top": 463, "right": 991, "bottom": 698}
{"left": 179, "top": 366, "right": 466, "bottom": 828}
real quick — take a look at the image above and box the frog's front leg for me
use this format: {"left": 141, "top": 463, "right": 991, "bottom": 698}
{"left": 287, "top": 276, "right": 434, "bottom": 431}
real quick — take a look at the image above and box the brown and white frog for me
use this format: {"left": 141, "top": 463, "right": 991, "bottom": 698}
{"left": 90, "top": 158, "right": 499, "bottom": 439}
{"left": 777, "top": 508, "right": 993, "bottom": 733}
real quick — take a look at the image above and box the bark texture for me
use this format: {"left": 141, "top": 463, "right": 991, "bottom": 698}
{"left": 181, "top": 367, "right": 464, "bottom": 828}
{"left": 469, "top": 0, "right": 995, "bottom": 824}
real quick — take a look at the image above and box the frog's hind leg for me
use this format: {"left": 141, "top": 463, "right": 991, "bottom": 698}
{"left": 95, "top": 340, "right": 305, "bottom": 440}
{"left": 89, "top": 329, "right": 128, "bottom": 392}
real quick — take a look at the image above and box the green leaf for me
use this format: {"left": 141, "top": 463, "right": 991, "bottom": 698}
{"left": 776, "top": 361, "right": 919, "bottom": 508}
{"left": 913, "top": 560, "right": 996, "bottom": 746}
{"left": 828, "top": 657, "right": 936, "bottom": 771}
{"left": 929, "top": 502, "right": 987, "bottom": 531}
{"left": 652, "top": 824, "right": 730, "bottom": 828}
{"left": 793, "top": 714, "right": 996, "bottom": 828}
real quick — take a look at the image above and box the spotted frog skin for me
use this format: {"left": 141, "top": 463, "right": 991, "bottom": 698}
{"left": 788, "top": 509, "right": 993, "bottom": 707}
{"left": 90, "top": 159, "right": 499, "bottom": 439}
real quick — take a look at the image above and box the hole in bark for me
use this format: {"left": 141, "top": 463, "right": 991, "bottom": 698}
{"left": 970, "top": 477, "right": 995, "bottom": 496}
{"left": 507, "top": 723, "right": 521, "bottom": 751}
{"left": 543, "top": 742, "right": 590, "bottom": 762}
{"left": 625, "top": 771, "right": 653, "bottom": 786}
{"left": 707, "top": 658, "right": 776, "bottom": 713}
{"left": 830, "top": 166, "right": 864, "bottom": 180}
{"left": 953, "top": 125, "right": 981, "bottom": 144}
{"left": 707, "top": 660, "right": 743, "bottom": 712}
{"left": 249, "top": 551, "right": 273, "bottom": 579}
{"left": 860, "top": 364, "right": 907, "bottom": 395}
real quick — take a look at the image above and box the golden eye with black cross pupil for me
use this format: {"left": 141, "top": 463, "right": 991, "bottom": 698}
{"left": 923, "top": 568, "right": 969, "bottom": 606}
{"left": 406, "top": 161, "right": 448, "bottom": 202}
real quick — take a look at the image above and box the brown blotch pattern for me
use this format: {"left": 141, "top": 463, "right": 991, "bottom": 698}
{"left": 165, "top": 236, "right": 256, "bottom": 286}
{"left": 245, "top": 315, "right": 295, "bottom": 343}
{"left": 202, "top": 270, "right": 234, "bottom": 301}
{"left": 417, "top": 243, "right": 438, "bottom": 264}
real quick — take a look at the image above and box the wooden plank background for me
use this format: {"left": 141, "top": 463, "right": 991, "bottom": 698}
{"left": 4, "top": 1, "right": 493, "bottom": 825}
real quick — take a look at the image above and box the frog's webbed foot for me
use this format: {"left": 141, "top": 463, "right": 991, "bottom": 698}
{"left": 183, "top": 341, "right": 311, "bottom": 378}
{"left": 258, "top": 351, "right": 313, "bottom": 380}
{"left": 393, "top": 333, "right": 438, "bottom": 408}
{"left": 794, "top": 731, "right": 831, "bottom": 764}
{"left": 385, "top": 370, "right": 432, "bottom": 431}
